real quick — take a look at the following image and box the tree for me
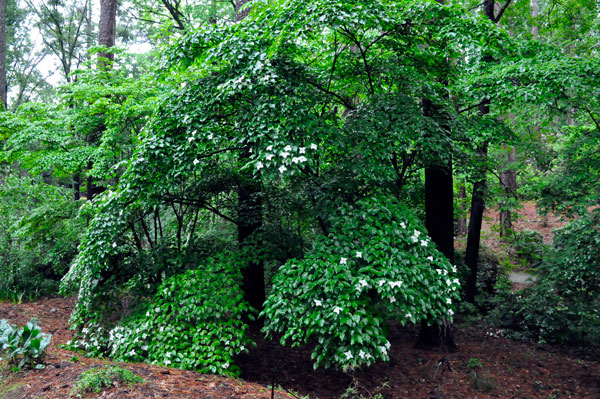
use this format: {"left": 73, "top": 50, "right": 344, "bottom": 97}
{"left": 27, "top": 0, "right": 89, "bottom": 83}
{"left": 0, "top": 0, "right": 7, "bottom": 108}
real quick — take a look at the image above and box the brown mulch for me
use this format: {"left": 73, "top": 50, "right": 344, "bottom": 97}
{"left": 1, "top": 297, "right": 600, "bottom": 398}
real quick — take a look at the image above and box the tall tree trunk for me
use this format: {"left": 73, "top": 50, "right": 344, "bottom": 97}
{"left": 464, "top": 0, "right": 511, "bottom": 303}
{"left": 86, "top": 0, "right": 117, "bottom": 201}
{"left": 464, "top": 139, "right": 489, "bottom": 304}
{"left": 98, "top": 0, "right": 117, "bottom": 66}
{"left": 0, "top": 0, "right": 7, "bottom": 109}
{"left": 531, "top": 0, "right": 539, "bottom": 38}
{"left": 457, "top": 184, "right": 468, "bottom": 236}
{"left": 499, "top": 145, "right": 517, "bottom": 237}
{"left": 234, "top": 0, "right": 266, "bottom": 315}
{"left": 416, "top": 97, "right": 457, "bottom": 351}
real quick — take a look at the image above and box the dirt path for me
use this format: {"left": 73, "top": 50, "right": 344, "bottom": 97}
{"left": 2, "top": 297, "right": 599, "bottom": 399}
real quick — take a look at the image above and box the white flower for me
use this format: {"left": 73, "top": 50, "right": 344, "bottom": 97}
{"left": 164, "top": 359, "right": 171, "bottom": 365}
{"left": 413, "top": 230, "right": 420, "bottom": 237}
{"left": 446, "top": 279, "right": 452, "bottom": 286}
{"left": 314, "top": 299, "right": 322, "bottom": 306}
{"left": 266, "top": 153, "right": 274, "bottom": 160}
{"left": 344, "top": 351, "right": 353, "bottom": 360}
{"left": 379, "top": 346, "right": 387, "bottom": 355}
{"left": 208, "top": 133, "right": 213, "bottom": 140}
{"left": 436, "top": 269, "right": 442, "bottom": 275}
{"left": 340, "top": 257, "right": 347, "bottom": 265}
{"left": 443, "top": 269, "right": 448, "bottom": 275}
{"left": 388, "top": 281, "right": 402, "bottom": 288}
{"left": 112, "top": 242, "right": 117, "bottom": 248}
{"left": 378, "top": 280, "right": 385, "bottom": 287}
{"left": 406, "top": 313, "right": 412, "bottom": 319}
{"left": 256, "top": 161, "right": 264, "bottom": 170}
{"left": 193, "top": 159, "right": 200, "bottom": 165}
{"left": 448, "top": 309, "right": 454, "bottom": 316}
{"left": 292, "top": 157, "right": 300, "bottom": 164}
{"left": 155, "top": 307, "right": 160, "bottom": 313}
{"left": 427, "top": 256, "right": 434, "bottom": 262}
{"left": 267, "top": 145, "right": 273, "bottom": 151}
{"left": 358, "top": 279, "right": 368, "bottom": 288}
{"left": 453, "top": 278, "right": 459, "bottom": 284}
{"left": 279, "top": 165, "right": 287, "bottom": 173}
{"left": 299, "top": 147, "right": 306, "bottom": 154}
{"left": 400, "top": 222, "right": 406, "bottom": 229}
{"left": 358, "top": 350, "right": 366, "bottom": 359}
{"left": 310, "top": 143, "right": 318, "bottom": 150}
{"left": 284, "top": 145, "right": 292, "bottom": 151}
{"left": 280, "top": 151, "right": 290, "bottom": 158}
{"left": 446, "top": 298, "right": 452, "bottom": 305}
{"left": 452, "top": 266, "right": 457, "bottom": 273}
{"left": 356, "top": 251, "right": 362, "bottom": 258}
{"left": 223, "top": 362, "right": 230, "bottom": 369}
{"left": 384, "top": 341, "right": 391, "bottom": 350}
{"left": 389, "top": 296, "right": 396, "bottom": 303}
{"left": 420, "top": 240, "right": 428, "bottom": 247}
{"left": 333, "top": 306, "right": 342, "bottom": 314}
{"left": 298, "top": 156, "right": 307, "bottom": 163}
{"left": 188, "top": 136, "right": 194, "bottom": 142}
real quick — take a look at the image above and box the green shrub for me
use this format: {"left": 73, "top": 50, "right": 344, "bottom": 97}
{"left": 0, "top": 318, "right": 51, "bottom": 369}
{"left": 70, "top": 366, "right": 143, "bottom": 396}
{"left": 262, "top": 197, "right": 460, "bottom": 369}
{"left": 69, "top": 253, "right": 252, "bottom": 376}
{"left": 490, "top": 211, "right": 600, "bottom": 345}
{"left": 509, "top": 229, "right": 547, "bottom": 268}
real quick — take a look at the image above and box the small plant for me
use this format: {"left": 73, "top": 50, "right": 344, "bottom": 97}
{"left": 340, "top": 376, "right": 387, "bottom": 399}
{"left": 70, "top": 365, "right": 143, "bottom": 397}
{"left": 467, "top": 357, "right": 483, "bottom": 369}
{"left": 471, "top": 370, "right": 496, "bottom": 393}
{"left": 0, "top": 318, "right": 51, "bottom": 369}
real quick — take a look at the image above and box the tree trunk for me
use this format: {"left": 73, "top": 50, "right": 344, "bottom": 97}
{"left": 464, "top": 139, "right": 489, "bottom": 304}
{"left": 234, "top": 0, "right": 266, "bottom": 315}
{"left": 417, "top": 95, "right": 456, "bottom": 351}
{"left": 457, "top": 185, "right": 468, "bottom": 236}
{"left": 499, "top": 145, "right": 517, "bottom": 238}
{"left": 0, "top": 0, "right": 7, "bottom": 109}
{"left": 98, "top": 0, "right": 117, "bottom": 66}
{"left": 237, "top": 173, "right": 265, "bottom": 313}
{"left": 531, "top": 0, "right": 539, "bottom": 39}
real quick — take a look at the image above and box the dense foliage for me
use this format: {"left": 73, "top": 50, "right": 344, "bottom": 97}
{"left": 0, "top": 0, "right": 599, "bottom": 376}
{"left": 69, "top": 253, "right": 252, "bottom": 376}
{"left": 491, "top": 211, "right": 600, "bottom": 345}
{"left": 263, "top": 197, "right": 459, "bottom": 369}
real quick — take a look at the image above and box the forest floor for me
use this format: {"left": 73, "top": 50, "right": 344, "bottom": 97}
{"left": 1, "top": 202, "right": 599, "bottom": 399}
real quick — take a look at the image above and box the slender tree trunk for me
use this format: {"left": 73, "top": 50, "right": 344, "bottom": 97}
{"left": 464, "top": 108, "right": 489, "bottom": 304}
{"left": 0, "top": 0, "right": 7, "bottom": 109}
{"left": 457, "top": 184, "right": 468, "bottom": 236}
{"left": 464, "top": 0, "right": 512, "bottom": 303}
{"left": 499, "top": 145, "right": 517, "bottom": 237}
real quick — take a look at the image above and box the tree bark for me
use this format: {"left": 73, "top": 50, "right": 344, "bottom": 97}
{"left": 0, "top": 0, "right": 7, "bottom": 109}
{"left": 464, "top": 105, "right": 489, "bottom": 304}
{"left": 457, "top": 185, "right": 468, "bottom": 236}
{"left": 234, "top": 0, "right": 266, "bottom": 315}
{"left": 417, "top": 96, "right": 456, "bottom": 351}
{"left": 499, "top": 145, "right": 517, "bottom": 237}
{"left": 98, "top": 0, "right": 117, "bottom": 66}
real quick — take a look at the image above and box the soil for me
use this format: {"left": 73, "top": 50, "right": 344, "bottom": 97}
{"left": 1, "top": 203, "right": 599, "bottom": 399}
